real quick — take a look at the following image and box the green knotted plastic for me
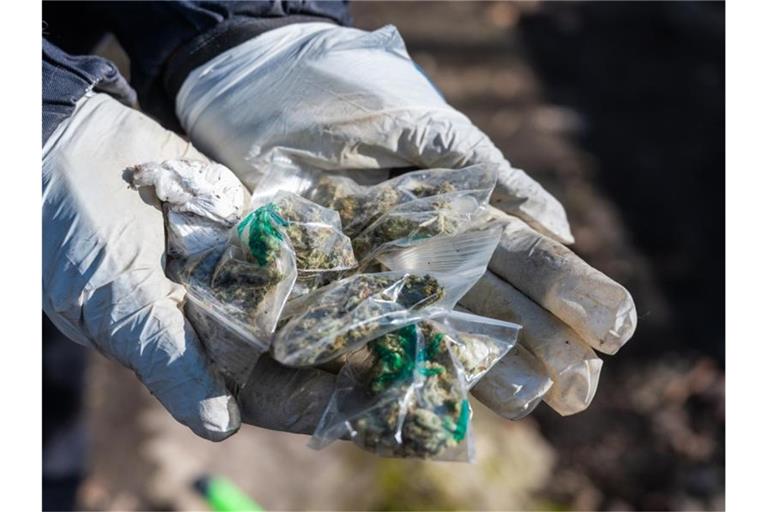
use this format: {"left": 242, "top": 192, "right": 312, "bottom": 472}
{"left": 449, "top": 399, "right": 471, "bottom": 442}
{"left": 421, "top": 331, "right": 447, "bottom": 377}
{"left": 370, "top": 325, "right": 449, "bottom": 392}
{"left": 426, "top": 332, "right": 444, "bottom": 359}
{"left": 369, "top": 324, "right": 470, "bottom": 443}
{"left": 370, "top": 324, "right": 419, "bottom": 393}
{"left": 236, "top": 203, "right": 289, "bottom": 266}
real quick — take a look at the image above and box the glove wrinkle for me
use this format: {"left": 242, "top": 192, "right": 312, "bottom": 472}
{"left": 43, "top": 93, "right": 240, "bottom": 441}
{"left": 240, "top": 356, "right": 336, "bottom": 435}
{"left": 460, "top": 271, "right": 602, "bottom": 416}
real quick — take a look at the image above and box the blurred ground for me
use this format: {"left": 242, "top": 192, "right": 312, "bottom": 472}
{"left": 65, "top": 2, "right": 724, "bottom": 511}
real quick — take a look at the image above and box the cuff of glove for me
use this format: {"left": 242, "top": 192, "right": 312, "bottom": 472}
{"left": 163, "top": 15, "right": 339, "bottom": 103}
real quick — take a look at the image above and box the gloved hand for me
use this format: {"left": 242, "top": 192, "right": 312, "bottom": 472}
{"left": 174, "top": 23, "right": 637, "bottom": 419}
{"left": 43, "top": 92, "right": 335, "bottom": 439}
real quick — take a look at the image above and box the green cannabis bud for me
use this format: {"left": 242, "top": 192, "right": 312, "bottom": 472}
{"left": 273, "top": 194, "right": 357, "bottom": 273}
{"left": 350, "top": 323, "right": 471, "bottom": 458}
{"left": 310, "top": 170, "right": 466, "bottom": 239}
{"left": 273, "top": 274, "right": 446, "bottom": 366}
{"left": 351, "top": 206, "right": 463, "bottom": 261}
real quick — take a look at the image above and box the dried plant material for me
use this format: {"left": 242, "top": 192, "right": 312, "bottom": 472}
{"left": 269, "top": 192, "right": 357, "bottom": 273}
{"left": 263, "top": 192, "right": 358, "bottom": 297}
{"left": 312, "top": 323, "right": 472, "bottom": 460}
{"left": 435, "top": 310, "right": 519, "bottom": 387}
{"left": 171, "top": 200, "right": 298, "bottom": 350}
{"left": 312, "top": 175, "right": 402, "bottom": 237}
{"left": 273, "top": 273, "right": 447, "bottom": 367}
{"left": 300, "top": 165, "right": 497, "bottom": 238}
{"left": 352, "top": 199, "right": 462, "bottom": 258}
{"left": 449, "top": 329, "right": 508, "bottom": 386}
{"left": 351, "top": 191, "right": 493, "bottom": 269}
{"left": 311, "top": 311, "right": 518, "bottom": 460}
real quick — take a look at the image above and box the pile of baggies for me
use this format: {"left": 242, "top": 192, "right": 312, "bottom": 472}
{"left": 130, "top": 159, "right": 524, "bottom": 461}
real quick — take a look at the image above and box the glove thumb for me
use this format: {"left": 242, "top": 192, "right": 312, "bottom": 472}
{"left": 98, "top": 276, "right": 241, "bottom": 441}
{"left": 50, "top": 267, "right": 242, "bottom": 441}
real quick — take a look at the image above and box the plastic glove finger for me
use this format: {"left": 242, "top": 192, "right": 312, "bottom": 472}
{"left": 82, "top": 274, "right": 242, "bottom": 441}
{"left": 239, "top": 355, "right": 337, "bottom": 435}
{"left": 405, "top": 111, "right": 574, "bottom": 244}
{"left": 453, "top": 303, "right": 550, "bottom": 419}
{"left": 460, "top": 271, "right": 602, "bottom": 416}
{"left": 488, "top": 209, "right": 637, "bottom": 355}
{"left": 471, "top": 344, "right": 553, "bottom": 420}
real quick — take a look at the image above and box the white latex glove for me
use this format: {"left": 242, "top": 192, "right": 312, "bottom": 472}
{"left": 175, "top": 23, "right": 637, "bottom": 418}
{"left": 42, "top": 93, "right": 335, "bottom": 439}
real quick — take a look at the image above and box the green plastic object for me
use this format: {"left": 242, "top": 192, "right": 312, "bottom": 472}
{"left": 451, "top": 399, "right": 471, "bottom": 442}
{"left": 237, "top": 203, "right": 288, "bottom": 266}
{"left": 370, "top": 324, "right": 419, "bottom": 393}
{"left": 368, "top": 324, "right": 469, "bottom": 442}
{"left": 195, "top": 475, "right": 263, "bottom": 512}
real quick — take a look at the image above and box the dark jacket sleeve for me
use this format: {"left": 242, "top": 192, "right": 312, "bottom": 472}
{"left": 42, "top": 39, "right": 136, "bottom": 146}
{"left": 70, "top": 1, "right": 350, "bottom": 128}
{"left": 42, "top": 1, "right": 350, "bottom": 133}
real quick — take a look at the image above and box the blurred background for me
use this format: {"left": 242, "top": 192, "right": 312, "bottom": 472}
{"left": 43, "top": 2, "right": 724, "bottom": 510}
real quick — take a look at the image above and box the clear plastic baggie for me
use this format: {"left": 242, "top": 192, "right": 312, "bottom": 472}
{"left": 252, "top": 162, "right": 498, "bottom": 238}
{"left": 250, "top": 190, "right": 358, "bottom": 298}
{"left": 309, "top": 310, "right": 519, "bottom": 461}
{"left": 310, "top": 320, "right": 474, "bottom": 460}
{"left": 351, "top": 190, "right": 494, "bottom": 271}
{"left": 272, "top": 226, "right": 503, "bottom": 367}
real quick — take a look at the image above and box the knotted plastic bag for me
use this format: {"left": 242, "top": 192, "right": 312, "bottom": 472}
{"left": 251, "top": 190, "right": 357, "bottom": 297}
{"left": 272, "top": 227, "right": 503, "bottom": 367}
{"left": 310, "top": 311, "right": 519, "bottom": 460}
{"left": 165, "top": 200, "right": 297, "bottom": 387}
{"left": 130, "top": 161, "right": 297, "bottom": 386}
{"left": 311, "top": 322, "right": 473, "bottom": 460}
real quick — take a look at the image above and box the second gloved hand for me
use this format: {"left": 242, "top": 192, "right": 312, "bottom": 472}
{"left": 174, "top": 22, "right": 637, "bottom": 419}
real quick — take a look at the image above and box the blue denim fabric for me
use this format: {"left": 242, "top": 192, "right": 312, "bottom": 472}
{"left": 42, "top": 39, "right": 136, "bottom": 145}
{"left": 42, "top": 1, "right": 350, "bottom": 139}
